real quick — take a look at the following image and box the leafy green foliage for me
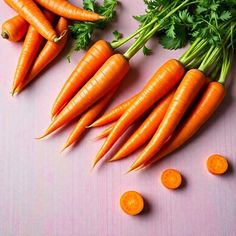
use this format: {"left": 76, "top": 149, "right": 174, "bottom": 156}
{"left": 112, "top": 30, "right": 123, "bottom": 42}
{"left": 69, "top": 0, "right": 118, "bottom": 52}
{"left": 143, "top": 45, "right": 152, "bottom": 55}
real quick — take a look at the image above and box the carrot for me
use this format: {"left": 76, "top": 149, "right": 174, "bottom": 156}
{"left": 93, "top": 59, "right": 185, "bottom": 167}
{"left": 144, "top": 82, "right": 225, "bottom": 168}
{"left": 11, "top": 10, "right": 56, "bottom": 94}
{"left": 128, "top": 69, "right": 207, "bottom": 172}
{"left": 120, "top": 191, "right": 144, "bottom": 216}
{"left": 1, "top": 15, "right": 29, "bottom": 42}
{"left": 40, "top": 54, "right": 130, "bottom": 138}
{"left": 62, "top": 86, "right": 118, "bottom": 150}
{"left": 161, "top": 169, "right": 182, "bottom": 189}
{"left": 35, "top": 0, "right": 103, "bottom": 21}
{"left": 109, "top": 89, "right": 175, "bottom": 162}
{"left": 51, "top": 40, "right": 114, "bottom": 118}
{"left": 4, "top": 0, "right": 60, "bottom": 42}
{"left": 207, "top": 154, "right": 228, "bottom": 175}
{"left": 90, "top": 93, "right": 139, "bottom": 128}
{"left": 95, "top": 124, "right": 115, "bottom": 140}
{"left": 15, "top": 17, "right": 68, "bottom": 94}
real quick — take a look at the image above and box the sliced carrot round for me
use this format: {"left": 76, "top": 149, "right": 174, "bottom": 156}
{"left": 207, "top": 154, "right": 228, "bottom": 175}
{"left": 161, "top": 169, "right": 182, "bottom": 189}
{"left": 120, "top": 191, "right": 144, "bottom": 216}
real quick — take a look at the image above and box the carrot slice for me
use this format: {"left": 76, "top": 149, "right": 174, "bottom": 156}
{"left": 161, "top": 169, "right": 182, "bottom": 189}
{"left": 120, "top": 191, "right": 144, "bottom": 216}
{"left": 207, "top": 154, "right": 228, "bottom": 175}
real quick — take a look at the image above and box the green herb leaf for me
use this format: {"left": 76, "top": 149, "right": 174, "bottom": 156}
{"left": 83, "top": 0, "right": 96, "bottom": 12}
{"left": 112, "top": 30, "right": 123, "bottom": 42}
{"left": 143, "top": 45, "right": 152, "bottom": 56}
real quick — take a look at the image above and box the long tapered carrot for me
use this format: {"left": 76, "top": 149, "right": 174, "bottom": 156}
{"left": 35, "top": 0, "right": 103, "bottom": 21}
{"left": 4, "top": 0, "right": 59, "bottom": 42}
{"left": 15, "top": 17, "right": 68, "bottom": 94}
{"left": 128, "top": 69, "right": 207, "bottom": 172}
{"left": 39, "top": 54, "right": 130, "bottom": 138}
{"left": 51, "top": 40, "right": 114, "bottom": 118}
{"left": 95, "top": 124, "right": 115, "bottom": 140}
{"left": 62, "top": 86, "right": 119, "bottom": 150}
{"left": 1, "top": 15, "right": 29, "bottom": 42}
{"left": 90, "top": 93, "right": 139, "bottom": 127}
{"left": 11, "top": 10, "right": 56, "bottom": 94}
{"left": 93, "top": 59, "right": 185, "bottom": 167}
{"left": 143, "top": 82, "right": 225, "bottom": 168}
{"left": 109, "top": 89, "right": 176, "bottom": 162}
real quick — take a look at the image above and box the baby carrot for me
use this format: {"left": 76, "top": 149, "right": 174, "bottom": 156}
{"left": 207, "top": 154, "right": 228, "bottom": 175}
{"left": 143, "top": 82, "right": 226, "bottom": 168}
{"left": 35, "top": 0, "right": 103, "bottom": 21}
{"left": 39, "top": 54, "right": 130, "bottom": 138}
{"left": 1, "top": 15, "right": 28, "bottom": 42}
{"left": 4, "top": 0, "right": 59, "bottom": 42}
{"left": 90, "top": 93, "right": 139, "bottom": 128}
{"left": 62, "top": 86, "right": 118, "bottom": 150}
{"left": 51, "top": 40, "right": 114, "bottom": 118}
{"left": 15, "top": 17, "right": 68, "bottom": 93}
{"left": 120, "top": 191, "right": 144, "bottom": 216}
{"left": 161, "top": 169, "right": 182, "bottom": 189}
{"left": 109, "top": 89, "right": 175, "bottom": 162}
{"left": 93, "top": 59, "right": 185, "bottom": 167}
{"left": 128, "top": 69, "right": 206, "bottom": 172}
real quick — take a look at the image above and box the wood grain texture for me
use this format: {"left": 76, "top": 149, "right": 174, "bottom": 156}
{"left": 0, "top": 1, "right": 235, "bottom": 236}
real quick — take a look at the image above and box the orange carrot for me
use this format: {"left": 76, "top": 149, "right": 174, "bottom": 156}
{"left": 1, "top": 15, "right": 29, "bottom": 42}
{"left": 93, "top": 59, "right": 185, "bottom": 167}
{"left": 109, "top": 89, "right": 175, "bottom": 162}
{"left": 4, "top": 0, "right": 59, "bottom": 42}
{"left": 51, "top": 40, "right": 114, "bottom": 118}
{"left": 62, "top": 86, "right": 118, "bottom": 150}
{"left": 207, "top": 154, "right": 228, "bottom": 175}
{"left": 129, "top": 69, "right": 206, "bottom": 172}
{"left": 90, "top": 93, "right": 139, "bottom": 127}
{"left": 15, "top": 17, "right": 68, "bottom": 93}
{"left": 96, "top": 124, "right": 115, "bottom": 140}
{"left": 11, "top": 10, "right": 56, "bottom": 94}
{"left": 35, "top": 0, "right": 103, "bottom": 21}
{"left": 144, "top": 82, "right": 225, "bottom": 168}
{"left": 161, "top": 169, "right": 182, "bottom": 189}
{"left": 40, "top": 54, "right": 130, "bottom": 138}
{"left": 120, "top": 191, "right": 144, "bottom": 216}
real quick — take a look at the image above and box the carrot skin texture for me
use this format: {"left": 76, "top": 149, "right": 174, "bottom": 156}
{"left": 130, "top": 69, "right": 207, "bottom": 171}
{"left": 51, "top": 40, "right": 114, "bottom": 117}
{"left": 11, "top": 10, "right": 56, "bottom": 93}
{"left": 93, "top": 59, "right": 185, "bottom": 166}
{"left": 109, "top": 89, "right": 175, "bottom": 162}
{"left": 144, "top": 82, "right": 225, "bottom": 168}
{"left": 1, "top": 15, "right": 29, "bottom": 42}
{"left": 64, "top": 87, "right": 118, "bottom": 149}
{"left": 96, "top": 124, "right": 115, "bottom": 140}
{"left": 90, "top": 93, "right": 139, "bottom": 127}
{"left": 15, "top": 17, "right": 68, "bottom": 93}
{"left": 41, "top": 54, "right": 130, "bottom": 138}
{"left": 4, "top": 0, "right": 58, "bottom": 41}
{"left": 35, "top": 0, "right": 103, "bottom": 21}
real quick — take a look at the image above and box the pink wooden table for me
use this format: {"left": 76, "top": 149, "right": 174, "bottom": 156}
{"left": 0, "top": 1, "right": 236, "bottom": 235}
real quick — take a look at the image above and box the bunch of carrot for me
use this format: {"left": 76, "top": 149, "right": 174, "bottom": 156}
{"left": 38, "top": 0, "right": 196, "bottom": 150}
{"left": 1, "top": 0, "right": 112, "bottom": 95}
{"left": 90, "top": 13, "right": 236, "bottom": 171}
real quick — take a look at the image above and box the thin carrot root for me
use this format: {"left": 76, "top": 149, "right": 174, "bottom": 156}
{"left": 207, "top": 154, "right": 228, "bottom": 175}
{"left": 161, "top": 169, "right": 182, "bottom": 189}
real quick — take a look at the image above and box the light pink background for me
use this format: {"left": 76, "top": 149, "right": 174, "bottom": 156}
{"left": 0, "top": 1, "right": 236, "bottom": 236}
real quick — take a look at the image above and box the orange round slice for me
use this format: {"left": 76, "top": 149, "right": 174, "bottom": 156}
{"left": 207, "top": 154, "right": 228, "bottom": 175}
{"left": 161, "top": 169, "right": 182, "bottom": 189}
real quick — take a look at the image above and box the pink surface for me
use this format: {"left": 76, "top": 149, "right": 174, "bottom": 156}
{"left": 0, "top": 1, "right": 236, "bottom": 236}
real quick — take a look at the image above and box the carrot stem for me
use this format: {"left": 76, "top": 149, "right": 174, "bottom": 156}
{"left": 1, "top": 32, "right": 8, "bottom": 39}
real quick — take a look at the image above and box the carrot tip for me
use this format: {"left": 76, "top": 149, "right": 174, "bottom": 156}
{"left": 54, "top": 30, "right": 68, "bottom": 43}
{"left": 1, "top": 32, "right": 9, "bottom": 39}
{"left": 36, "top": 132, "right": 48, "bottom": 140}
{"left": 60, "top": 144, "right": 69, "bottom": 153}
